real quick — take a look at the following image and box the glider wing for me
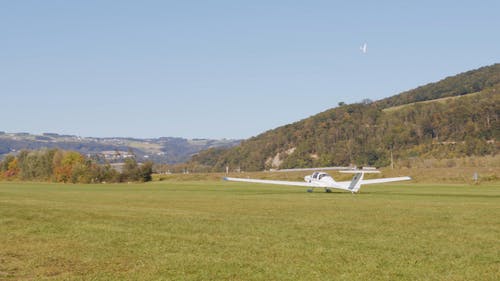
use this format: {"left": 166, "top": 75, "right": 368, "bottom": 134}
{"left": 223, "top": 177, "right": 317, "bottom": 187}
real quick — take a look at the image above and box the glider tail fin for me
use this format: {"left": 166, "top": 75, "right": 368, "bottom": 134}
{"left": 348, "top": 172, "right": 364, "bottom": 193}
{"left": 340, "top": 170, "right": 379, "bottom": 193}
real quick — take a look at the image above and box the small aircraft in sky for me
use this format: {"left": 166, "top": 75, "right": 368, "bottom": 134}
{"left": 360, "top": 43, "right": 367, "bottom": 54}
{"left": 224, "top": 170, "right": 411, "bottom": 193}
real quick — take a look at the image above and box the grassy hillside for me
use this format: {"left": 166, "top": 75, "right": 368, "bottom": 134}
{"left": 376, "top": 63, "right": 500, "bottom": 108}
{"left": 191, "top": 64, "right": 499, "bottom": 172}
{"left": 382, "top": 91, "right": 484, "bottom": 113}
{"left": 1, "top": 181, "right": 499, "bottom": 280}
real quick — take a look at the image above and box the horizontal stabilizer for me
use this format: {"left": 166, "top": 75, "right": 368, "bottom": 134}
{"left": 340, "top": 170, "right": 380, "bottom": 174}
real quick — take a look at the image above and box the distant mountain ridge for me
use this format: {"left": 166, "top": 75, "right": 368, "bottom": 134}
{"left": 190, "top": 63, "right": 500, "bottom": 172}
{"left": 0, "top": 132, "right": 240, "bottom": 164}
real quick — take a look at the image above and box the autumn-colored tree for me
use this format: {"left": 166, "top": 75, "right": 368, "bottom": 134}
{"left": 53, "top": 151, "right": 85, "bottom": 183}
{"left": 1, "top": 156, "right": 20, "bottom": 180}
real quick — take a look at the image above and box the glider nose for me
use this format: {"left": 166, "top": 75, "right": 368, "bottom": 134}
{"left": 304, "top": 176, "right": 311, "bottom": 183}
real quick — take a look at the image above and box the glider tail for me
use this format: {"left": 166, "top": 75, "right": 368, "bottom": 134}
{"left": 348, "top": 172, "right": 364, "bottom": 193}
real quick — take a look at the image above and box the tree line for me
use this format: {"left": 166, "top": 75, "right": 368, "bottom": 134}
{"left": 0, "top": 149, "right": 153, "bottom": 183}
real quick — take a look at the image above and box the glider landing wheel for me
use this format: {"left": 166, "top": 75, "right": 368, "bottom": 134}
{"left": 325, "top": 189, "right": 332, "bottom": 193}
{"left": 307, "top": 189, "right": 313, "bottom": 193}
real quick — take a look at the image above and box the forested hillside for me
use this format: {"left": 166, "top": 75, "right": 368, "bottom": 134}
{"left": 191, "top": 64, "right": 500, "bottom": 172}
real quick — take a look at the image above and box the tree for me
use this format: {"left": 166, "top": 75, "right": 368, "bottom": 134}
{"left": 18, "top": 150, "right": 54, "bottom": 181}
{"left": 139, "top": 161, "right": 153, "bottom": 182}
{"left": 1, "top": 155, "right": 20, "bottom": 179}
{"left": 54, "top": 151, "right": 85, "bottom": 183}
{"left": 121, "top": 158, "right": 139, "bottom": 182}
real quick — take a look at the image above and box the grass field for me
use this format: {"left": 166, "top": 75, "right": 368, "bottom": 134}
{"left": 1, "top": 180, "right": 499, "bottom": 280}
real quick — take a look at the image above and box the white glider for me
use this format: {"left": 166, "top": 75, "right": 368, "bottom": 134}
{"left": 360, "top": 43, "right": 367, "bottom": 53}
{"left": 224, "top": 170, "right": 411, "bottom": 193}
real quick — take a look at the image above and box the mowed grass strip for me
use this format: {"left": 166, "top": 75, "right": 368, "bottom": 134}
{"left": 0, "top": 181, "right": 499, "bottom": 280}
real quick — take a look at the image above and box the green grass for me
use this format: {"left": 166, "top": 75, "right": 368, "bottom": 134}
{"left": 382, "top": 91, "right": 483, "bottom": 113}
{"left": 1, "top": 181, "right": 499, "bottom": 280}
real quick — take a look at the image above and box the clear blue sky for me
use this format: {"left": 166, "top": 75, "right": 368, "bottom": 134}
{"left": 1, "top": 1, "right": 499, "bottom": 139}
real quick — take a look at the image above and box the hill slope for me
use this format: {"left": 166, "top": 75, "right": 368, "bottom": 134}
{"left": 191, "top": 64, "right": 500, "bottom": 171}
{"left": 376, "top": 63, "right": 500, "bottom": 108}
